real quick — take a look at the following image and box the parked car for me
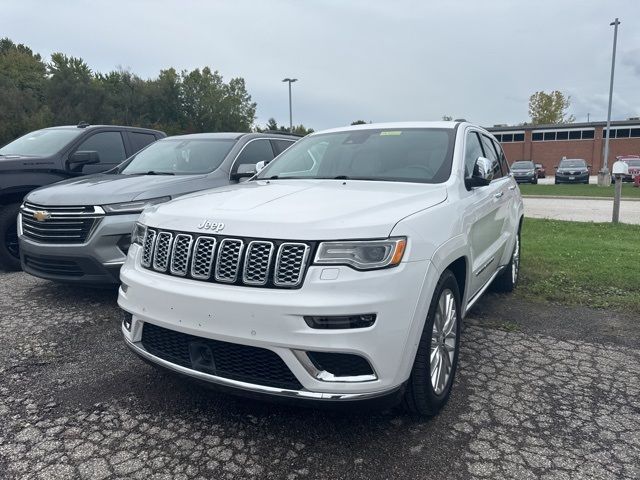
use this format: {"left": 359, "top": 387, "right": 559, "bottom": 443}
{"left": 535, "top": 163, "right": 546, "bottom": 178}
{"left": 118, "top": 121, "right": 524, "bottom": 416}
{"left": 611, "top": 155, "right": 640, "bottom": 183}
{"left": 511, "top": 160, "right": 538, "bottom": 184}
{"left": 18, "top": 132, "right": 299, "bottom": 285}
{"left": 0, "top": 123, "right": 165, "bottom": 270}
{"left": 554, "top": 158, "right": 590, "bottom": 184}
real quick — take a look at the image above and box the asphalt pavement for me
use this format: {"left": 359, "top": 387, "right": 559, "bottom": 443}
{"left": 523, "top": 196, "right": 640, "bottom": 224}
{"left": 0, "top": 272, "right": 639, "bottom": 480}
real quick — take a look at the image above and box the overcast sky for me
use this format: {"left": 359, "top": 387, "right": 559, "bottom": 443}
{"left": 3, "top": 0, "right": 640, "bottom": 130}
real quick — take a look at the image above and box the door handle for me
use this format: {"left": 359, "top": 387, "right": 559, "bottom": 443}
{"left": 494, "top": 191, "right": 504, "bottom": 198}
{"left": 508, "top": 185, "right": 516, "bottom": 190}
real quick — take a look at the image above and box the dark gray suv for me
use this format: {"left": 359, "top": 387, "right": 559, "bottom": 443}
{"left": 18, "top": 132, "right": 298, "bottom": 285}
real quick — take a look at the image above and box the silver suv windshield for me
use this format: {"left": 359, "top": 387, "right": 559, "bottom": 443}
{"left": 0, "top": 128, "right": 83, "bottom": 157}
{"left": 120, "top": 138, "right": 235, "bottom": 175}
{"left": 256, "top": 128, "right": 454, "bottom": 184}
{"left": 559, "top": 159, "right": 587, "bottom": 168}
{"left": 512, "top": 161, "right": 534, "bottom": 169}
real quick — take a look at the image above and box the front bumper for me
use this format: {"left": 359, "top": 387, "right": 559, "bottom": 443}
{"left": 513, "top": 173, "right": 535, "bottom": 183}
{"left": 18, "top": 212, "right": 139, "bottom": 284}
{"left": 555, "top": 172, "right": 589, "bottom": 183}
{"left": 119, "top": 244, "right": 436, "bottom": 400}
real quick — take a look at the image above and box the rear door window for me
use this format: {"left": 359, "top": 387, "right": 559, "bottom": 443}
{"left": 129, "top": 132, "right": 158, "bottom": 153}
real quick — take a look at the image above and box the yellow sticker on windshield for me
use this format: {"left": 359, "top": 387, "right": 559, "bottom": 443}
{"left": 380, "top": 131, "right": 402, "bottom": 136}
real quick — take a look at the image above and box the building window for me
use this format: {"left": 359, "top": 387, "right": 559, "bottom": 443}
{"left": 501, "top": 133, "right": 513, "bottom": 142}
{"left": 532, "top": 132, "right": 543, "bottom": 141}
{"left": 615, "top": 128, "right": 630, "bottom": 138}
{"left": 581, "top": 130, "right": 594, "bottom": 139}
{"left": 513, "top": 133, "right": 524, "bottom": 142}
{"left": 569, "top": 130, "right": 581, "bottom": 140}
{"left": 493, "top": 134, "right": 502, "bottom": 142}
{"left": 631, "top": 128, "right": 640, "bottom": 138}
{"left": 556, "top": 131, "right": 568, "bottom": 140}
{"left": 543, "top": 132, "right": 555, "bottom": 141}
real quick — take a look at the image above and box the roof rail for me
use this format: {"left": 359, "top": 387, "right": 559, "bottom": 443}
{"left": 77, "top": 121, "right": 90, "bottom": 128}
{"left": 261, "top": 130, "right": 304, "bottom": 137}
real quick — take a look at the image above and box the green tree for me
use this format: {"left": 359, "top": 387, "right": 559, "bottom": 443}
{"left": 528, "top": 91, "right": 575, "bottom": 125}
{"left": 0, "top": 38, "right": 50, "bottom": 145}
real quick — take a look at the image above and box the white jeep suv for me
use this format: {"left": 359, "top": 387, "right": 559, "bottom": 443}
{"left": 118, "top": 122, "right": 523, "bottom": 415}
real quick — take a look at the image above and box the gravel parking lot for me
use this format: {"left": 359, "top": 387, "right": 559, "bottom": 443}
{"left": 1, "top": 272, "right": 639, "bottom": 480}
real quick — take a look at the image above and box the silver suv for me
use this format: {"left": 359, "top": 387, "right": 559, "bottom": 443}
{"left": 18, "top": 132, "right": 298, "bottom": 285}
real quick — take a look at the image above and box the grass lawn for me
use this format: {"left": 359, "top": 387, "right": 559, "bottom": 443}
{"left": 518, "top": 183, "right": 640, "bottom": 199}
{"left": 518, "top": 218, "right": 640, "bottom": 314}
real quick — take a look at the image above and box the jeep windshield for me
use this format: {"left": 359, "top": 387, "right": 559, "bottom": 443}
{"left": 256, "top": 128, "right": 454, "bottom": 184}
{"left": 119, "top": 138, "right": 235, "bottom": 175}
{"left": 559, "top": 159, "right": 587, "bottom": 168}
{"left": 0, "top": 128, "right": 83, "bottom": 157}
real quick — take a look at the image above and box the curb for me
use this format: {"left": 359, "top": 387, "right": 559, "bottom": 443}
{"left": 522, "top": 195, "right": 640, "bottom": 202}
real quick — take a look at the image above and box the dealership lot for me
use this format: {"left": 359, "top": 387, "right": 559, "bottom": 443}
{"left": 1, "top": 271, "right": 639, "bottom": 480}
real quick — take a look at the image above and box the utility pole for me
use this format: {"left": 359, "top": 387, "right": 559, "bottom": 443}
{"left": 600, "top": 18, "right": 620, "bottom": 186}
{"left": 282, "top": 78, "right": 298, "bottom": 132}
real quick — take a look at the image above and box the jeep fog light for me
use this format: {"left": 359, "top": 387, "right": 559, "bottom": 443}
{"left": 122, "top": 311, "right": 133, "bottom": 331}
{"left": 304, "top": 314, "right": 376, "bottom": 329}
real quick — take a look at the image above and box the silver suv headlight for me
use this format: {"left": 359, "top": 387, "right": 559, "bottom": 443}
{"left": 131, "top": 222, "right": 147, "bottom": 246}
{"left": 314, "top": 237, "right": 407, "bottom": 270}
{"left": 103, "top": 196, "right": 171, "bottom": 214}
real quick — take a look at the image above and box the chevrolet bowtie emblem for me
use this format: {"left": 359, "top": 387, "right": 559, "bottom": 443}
{"left": 33, "top": 210, "right": 51, "bottom": 222}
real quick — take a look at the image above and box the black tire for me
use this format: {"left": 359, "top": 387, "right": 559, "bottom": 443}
{"left": 532, "top": 177, "right": 538, "bottom": 184}
{"left": 554, "top": 179, "right": 558, "bottom": 184}
{"left": 492, "top": 227, "right": 520, "bottom": 293}
{"left": 0, "top": 203, "right": 22, "bottom": 271}
{"left": 402, "top": 269, "right": 462, "bottom": 416}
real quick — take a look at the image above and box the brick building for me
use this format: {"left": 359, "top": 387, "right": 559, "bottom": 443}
{"left": 487, "top": 119, "right": 640, "bottom": 171}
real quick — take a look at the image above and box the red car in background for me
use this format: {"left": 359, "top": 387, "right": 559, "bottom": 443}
{"left": 535, "top": 163, "right": 546, "bottom": 178}
{"left": 613, "top": 155, "right": 640, "bottom": 184}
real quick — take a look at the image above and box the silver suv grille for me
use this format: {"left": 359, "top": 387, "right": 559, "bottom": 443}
{"left": 140, "top": 229, "right": 312, "bottom": 289}
{"left": 20, "top": 203, "right": 103, "bottom": 244}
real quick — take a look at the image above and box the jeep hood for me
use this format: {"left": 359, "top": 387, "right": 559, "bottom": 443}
{"left": 140, "top": 179, "right": 448, "bottom": 240}
{"left": 26, "top": 173, "right": 210, "bottom": 206}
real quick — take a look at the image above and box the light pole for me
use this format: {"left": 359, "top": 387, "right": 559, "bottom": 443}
{"left": 600, "top": 18, "right": 620, "bottom": 186}
{"left": 282, "top": 78, "right": 297, "bottom": 132}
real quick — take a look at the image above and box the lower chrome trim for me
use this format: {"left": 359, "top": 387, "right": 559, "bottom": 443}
{"left": 102, "top": 260, "right": 126, "bottom": 266}
{"left": 464, "top": 265, "right": 506, "bottom": 315}
{"left": 292, "top": 350, "right": 378, "bottom": 383}
{"left": 124, "top": 337, "right": 397, "bottom": 401}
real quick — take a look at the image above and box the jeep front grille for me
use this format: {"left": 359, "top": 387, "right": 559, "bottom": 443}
{"left": 20, "top": 203, "right": 103, "bottom": 244}
{"left": 140, "top": 228, "right": 312, "bottom": 289}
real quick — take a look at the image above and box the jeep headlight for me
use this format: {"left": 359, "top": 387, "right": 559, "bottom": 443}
{"left": 314, "top": 237, "right": 407, "bottom": 270}
{"left": 131, "top": 222, "right": 147, "bottom": 246}
{"left": 102, "top": 196, "right": 171, "bottom": 214}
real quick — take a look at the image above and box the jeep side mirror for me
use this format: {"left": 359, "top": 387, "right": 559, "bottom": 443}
{"left": 68, "top": 151, "right": 100, "bottom": 171}
{"left": 231, "top": 163, "right": 258, "bottom": 182}
{"left": 465, "top": 156, "right": 493, "bottom": 189}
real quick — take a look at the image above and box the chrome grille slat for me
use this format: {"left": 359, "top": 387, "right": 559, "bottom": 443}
{"left": 140, "top": 230, "right": 311, "bottom": 289}
{"left": 170, "top": 234, "right": 193, "bottom": 276}
{"left": 242, "top": 241, "right": 274, "bottom": 286}
{"left": 141, "top": 229, "right": 157, "bottom": 268}
{"left": 214, "top": 239, "right": 244, "bottom": 283}
{"left": 20, "top": 203, "right": 99, "bottom": 244}
{"left": 274, "top": 243, "right": 310, "bottom": 287}
{"left": 152, "top": 232, "right": 173, "bottom": 272}
{"left": 191, "top": 236, "right": 216, "bottom": 279}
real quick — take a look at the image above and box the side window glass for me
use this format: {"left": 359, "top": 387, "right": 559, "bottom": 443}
{"left": 234, "top": 140, "right": 274, "bottom": 172}
{"left": 480, "top": 134, "right": 503, "bottom": 179}
{"left": 271, "top": 139, "right": 295, "bottom": 155}
{"left": 492, "top": 139, "right": 509, "bottom": 175}
{"left": 129, "top": 132, "right": 157, "bottom": 153}
{"left": 464, "top": 131, "right": 484, "bottom": 177}
{"left": 75, "top": 131, "right": 126, "bottom": 164}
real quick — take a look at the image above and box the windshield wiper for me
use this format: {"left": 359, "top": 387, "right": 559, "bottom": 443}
{"left": 144, "top": 171, "right": 175, "bottom": 175}
{"left": 332, "top": 175, "right": 350, "bottom": 180}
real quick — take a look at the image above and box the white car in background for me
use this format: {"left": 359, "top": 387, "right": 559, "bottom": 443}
{"left": 118, "top": 121, "right": 524, "bottom": 416}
